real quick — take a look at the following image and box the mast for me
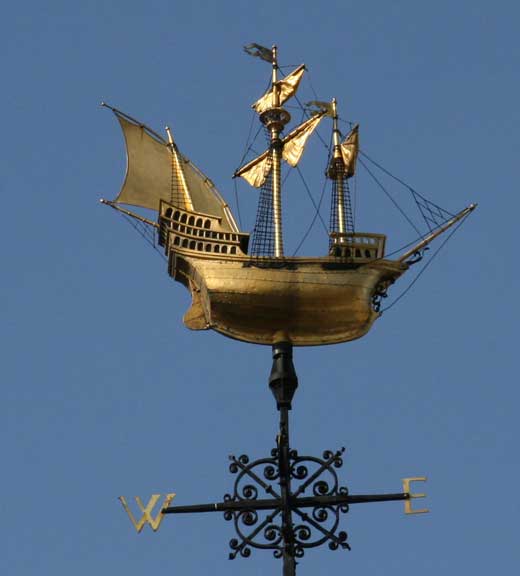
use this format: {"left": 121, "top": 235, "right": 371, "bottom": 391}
{"left": 260, "top": 45, "right": 291, "bottom": 258}
{"left": 331, "top": 98, "right": 347, "bottom": 241}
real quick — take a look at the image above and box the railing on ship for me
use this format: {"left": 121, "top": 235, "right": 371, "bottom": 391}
{"left": 158, "top": 201, "right": 249, "bottom": 256}
{"left": 329, "top": 232, "right": 386, "bottom": 261}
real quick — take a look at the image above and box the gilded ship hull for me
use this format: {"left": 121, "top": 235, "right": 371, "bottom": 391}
{"left": 171, "top": 253, "right": 407, "bottom": 346}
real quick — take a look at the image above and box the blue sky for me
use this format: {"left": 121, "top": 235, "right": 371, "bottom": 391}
{"left": 2, "top": 1, "right": 518, "bottom": 574}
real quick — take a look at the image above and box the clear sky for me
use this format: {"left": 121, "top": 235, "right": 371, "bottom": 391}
{"left": 2, "top": 1, "right": 518, "bottom": 574}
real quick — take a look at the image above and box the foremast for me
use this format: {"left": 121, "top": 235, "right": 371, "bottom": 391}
{"left": 331, "top": 98, "right": 348, "bottom": 240}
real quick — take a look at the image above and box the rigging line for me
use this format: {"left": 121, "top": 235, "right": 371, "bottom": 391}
{"left": 120, "top": 213, "right": 166, "bottom": 261}
{"left": 380, "top": 214, "right": 470, "bottom": 313}
{"left": 306, "top": 69, "right": 320, "bottom": 102}
{"left": 338, "top": 118, "right": 356, "bottom": 132}
{"left": 358, "top": 157, "right": 424, "bottom": 237}
{"left": 292, "top": 169, "right": 329, "bottom": 257}
{"left": 296, "top": 165, "right": 329, "bottom": 234}
{"left": 381, "top": 212, "right": 463, "bottom": 260}
{"left": 358, "top": 149, "right": 418, "bottom": 193}
{"left": 359, "top": 150, "right": 455, "bottom": 218}
{"left": 237, "top": 112, "right": 261, "bottom": 167}
{"left": 292, "top": 92, "right": 330, "bottom": 151}
{"left": 282, "top": 69, "right": 330, "bottom": 151}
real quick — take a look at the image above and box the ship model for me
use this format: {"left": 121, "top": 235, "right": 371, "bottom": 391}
{"left": 101, "top": 45, "right": 475, "bottom": 346}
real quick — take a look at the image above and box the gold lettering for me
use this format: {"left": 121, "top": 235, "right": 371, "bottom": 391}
{"left": 118, "top": 493, "right": 176, "bottom": 532}
{"left": 402, "top": 477, "right": 429, "bottom": 515}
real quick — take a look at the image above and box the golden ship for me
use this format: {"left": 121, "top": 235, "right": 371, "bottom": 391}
{"left": 102, "top": 45, "right": 475, "bottom": 346}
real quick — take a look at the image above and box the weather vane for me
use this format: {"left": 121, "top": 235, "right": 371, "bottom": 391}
{"left": 102, "top": 44, "right": 475, "bottom": 575}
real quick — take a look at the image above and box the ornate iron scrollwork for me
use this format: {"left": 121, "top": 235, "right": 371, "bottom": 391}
{"left": 223, "top": 447, "right": 350, "bottom": 559}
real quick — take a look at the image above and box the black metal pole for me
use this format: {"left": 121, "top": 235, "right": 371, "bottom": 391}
{"left": 269, "top": 343, "right": 298, "bottom": 576}
{"left": 162, "top": 492, "right": 409, "bottom": 515}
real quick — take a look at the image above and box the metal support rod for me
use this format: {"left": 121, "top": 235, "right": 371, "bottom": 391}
{"left": 279, "top": 403, "right": 295, "bottom": 575}
{"left": 270, "top": 342, "right": 297, "bottom": 575}
{"left": 162, "top": 492, "right": 409, "bottom": 515}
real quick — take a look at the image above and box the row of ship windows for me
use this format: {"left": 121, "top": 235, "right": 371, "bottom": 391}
{"left": 331, "top": 247, "right": 377, "bottom": 259}
{"left": 172, "top": 235, "right": 238, "bottom": 254}
{"left": 354, "top": 249, "right": 376, "bottom": 258}
{"left": 168, "top": 222, "right": 239, "bottom": 242}
{"left": 164, "top": 209, "right": 212, "bottom": 229}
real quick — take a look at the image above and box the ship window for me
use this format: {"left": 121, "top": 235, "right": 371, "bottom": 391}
{"left": 182, "top": 238, "right": 189, "bottom": 247}
{"left": 212, "top": 232, "right": 218, "bottom": 239}
{"left": 225, "top": 233, "right": 230, "bottom": 241}
{"left": 205, "top": 244, "right": 211, "bottom": 252}
{"left": 232, "top": 234, "right": 237, "bottom": 242}
{"left": 189, "top": 240, "right": 196, "bottom": 249}
{"left": 230, "top": 246, "right": 236, "bottom": 254}
{"left": 214, "top": 245, "right": 220, "bottom": 253}
{"left": 165, "top": 208, "right": 173, "bottom": 218}
{"left": 204, "top": 220, "right": 211, "bottom": 229}
{"left": 355, "top": 249, "right": 361, "bottom": 258}
{"left": 221, "top": 245, "right": 228, "bottom": 254}
{"left": 173, "top": 223, "right": 179, "bottom": 231}
{"left": 173, "top": 236, "right": 180, "bottom": 246}
{"left": 365, "top": 249, "right": 371, "bottom": 258}
{"left": 197, "top": 242, "right": 203, "bottom": 251}
{"left": 196, "top": 218, "right": 203, "bottom": 228}
{"left": 205, "top": 230, "right": 211, "bottom": 238}
{"left": 187, "top": 227, "right": 192, "bottom": 235}
{"left": 173, "top": 211, "right": 180, "bottom": 221}
{"left": 188, "top": 216, "right": 195, "bottom": 226}
{"left": 181, "top": 213, "right": 187, "bottom": 223}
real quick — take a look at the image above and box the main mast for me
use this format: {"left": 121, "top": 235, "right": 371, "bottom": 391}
{"left": 260, "top": 45, "right": 291, "bottom": 258}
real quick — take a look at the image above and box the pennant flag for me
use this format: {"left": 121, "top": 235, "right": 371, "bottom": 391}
{"left": 244, "top": 43, "right": 273, "bottom": 63}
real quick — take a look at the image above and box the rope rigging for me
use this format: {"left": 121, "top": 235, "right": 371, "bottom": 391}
{"left": 118, "top": 212, "right": 166, "bottom": 262}
{"left": 380, "top": 211, "right": 471, "bottom": 313}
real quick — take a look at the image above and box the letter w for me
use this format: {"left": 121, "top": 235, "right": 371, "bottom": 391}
{"left": 118, "top": 493, "right": 176, "bottom": 533}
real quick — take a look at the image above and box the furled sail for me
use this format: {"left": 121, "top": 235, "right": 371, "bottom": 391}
{"left": 235, "top": 111, "right": 325, "bottom": 188}
{"left": 339, "top": 124, "right": 359, "bottom": 178}
{"left": 106, "top": 105, "right": 239, "bottom": 231}
{"left": 252, "top": 64, "right": 305, "bottom": 114}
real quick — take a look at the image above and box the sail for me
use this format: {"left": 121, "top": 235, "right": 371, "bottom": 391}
{"left": 109, "top": 108, "right": 238, "bottom": 231}
{"left": 235, "top": 112, "right": 325, "bottom": 188}
{"left": 282, "top": 112, "right": 324, "bottom": 167}
{"left": 339, "top": 124, "right": 359, "bottom": 178}
{"left": 252, "top": 65, "right": 305, "bottom": 114}
{"left": 237, "top": 154, "right": 272, "bottom": 188}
